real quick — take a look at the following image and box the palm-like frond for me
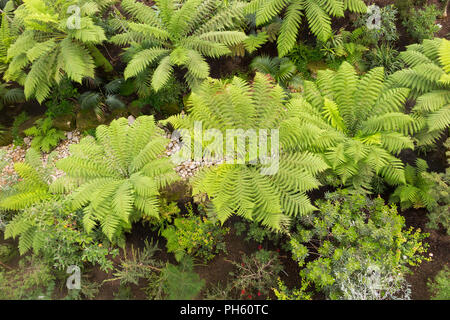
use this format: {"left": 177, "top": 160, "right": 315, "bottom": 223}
{"left": 246, "top": 0, "right": 367, "bottom": 56}
{"left": 114, "top": 0, "right": 248, "bottom": 92}
{"left": 53, "top": 116, "right": 179, "bottom": 240}
{"left": 297, "top": 62, "right": 414, "bottom": 190}
{"left": 166, "top": 73, "right": 328, "bottom": 230}
{"left": 389, "top": 38, "right": 450, "bottom": 146}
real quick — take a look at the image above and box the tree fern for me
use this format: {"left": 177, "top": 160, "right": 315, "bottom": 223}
{"left": 250, "top": 55, "right": 303, "bottom": 91}
{"left": 245, "top": 0, "right": 367, "bottom": 57}
{"left": 3, "top": 0, "right": 112, "bottom": 103}
{"left": 112, "top": 0, "right": 249, "bottom": 92}
{"left": 294, "top": 61, "right": 415, "bottom": 191}
{"left": 24, "top": 117, "right": 65, "bottom": 153}
{"left": 0, "top": 148, "right": 55, "bottom": 211}
{"left": 166, "top": 73, "right": 329, "bottom": 230}
{"left": 53, "top": 116, "right": 179, "bottom": 241}
{"left": 389, "top": 38, "right": 450, "bottom": 146}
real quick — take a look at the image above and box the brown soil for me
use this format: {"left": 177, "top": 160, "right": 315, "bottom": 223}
{"left": 403, "top": 208, "right": 450, "bottom": 299}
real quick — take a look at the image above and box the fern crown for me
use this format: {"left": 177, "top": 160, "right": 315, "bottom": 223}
{"left": 53, "top": 115, "right": 179, "bottom": 240}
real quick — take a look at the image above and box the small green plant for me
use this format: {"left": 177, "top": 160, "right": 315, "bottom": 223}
{"left": 24, "top": 117, "right": 65, "bottom": 152}
{"left": 0, "top": 256, "right": 56, "bottom": 300}
{"left": 229, "top": 249, "right": 283, "bottom": 299}
{"left": 423, "top": 138, "right": 450, "bottom": 235}
{"left": 318, "top": 28, "right": 368, "bottom": 70}
{"left": 365, "top": 43, "right": 405, "bottom": 76}
{"left": 44, "top": 78, "right": 78, "bottom": 119}
{"left": 108, "top": 240, "right": 162, "bottom": 286}
{"left": 390, "top": 159, "right": 437, "bottom": 211}
{"left": 162, "top": 204, "right": 229, "bottom": 262}
{"left": 354, "top": 5, "right": 399, "bottom": 44}
{"left": 78, "top": 78, "right": 127, "bottom": 120}
{"left": 159, "top": 257, "right": 205, "bottom": 300}
{"left": 402, "top": 5, "right": 441, "bottom": 42}
{"left": 250, "top": 56, "right": 303, "bottom": 92}
{"left": 428, "top": 266, "right": 450, "bottom": 300}
{"left": 0, "top": 148, "right": 54, "bottom": 211}
{"left": 273, "top": 278, "right": 312, "bottom": 300}
{"left": 11, "top": 111, "right": 29, "bottom": 146}
{"left": 234, "top": 220, "right": 283, "bottom": 245}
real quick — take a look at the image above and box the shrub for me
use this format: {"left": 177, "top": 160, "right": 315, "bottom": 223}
{"left": 428, "top": 266, "right": 450, "bottom": 300}
{"left": 4, "top": 199, "right": 118, "bottom": 271}
{"left": 423, "top": 138, "right": 450, "bottom": 235}
{"left": 230, "top": 249, "right": 283, "bottom": 298}
{"left": 402, "top": 5, "right": 441, "bottom": 42}
{"left": 162, "top": 205, "right": 229, "bottom": 262}
{"left": 166, "top": 73, "right": 329, "bottom": 230}
{"left": 53, "top": 116, "right": 179, "bottom": 241}
{"left": 289, "top": 190, "right": 429, "bottom": 299}
{"left": 354, "top": 4, "right": 399, "bottom": 44}
{"left": 78, "top": 78, "right": 127, "bottom": 120}
{"left": 296, "top": 62, "right": 416, "bottom": 191}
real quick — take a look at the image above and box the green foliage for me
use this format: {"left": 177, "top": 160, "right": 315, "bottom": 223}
{"left": 245, "top": 0, "right": 367, "bottom": 56}
{"left": 109, "top": 240, "right": 162, "bottom": 286}
{"left": 0, "top": 82, "right": 25, "bottom": 111}
{"left": 4, "top": 199, "right": 118, "bottom": 270}
{"left": 354, "top": 4, "right": 399, "bottom": 44}
{"left": 229, "top": 249, "right": 283, "bottom": 298}
{"left": 234, "top": 220, "right": 283, "bottom": 245}
{"left": 160, "top": 257, "right": 205, "bottom": 300}
{"left": 78, "top": 78, "right": 126, "bottom": 119}
{"left": 44, "top": 77, "right": 78, "bottom": 118}
{"left": 298, "top": 62, "right": 415, "bottom": 191}
{"left": 273, "top": 278, "right": 312, "bottom": 300}
{"left": 54, "top": 116, "right": 179, "bottom": 241}
{"left": 291, "top": 190, "right": 429, "bottom": 299}
{"left": 0, "top": 256, "right": 56, "bottom": 300}
{"left": 0, "top": 243, "right": 17, "bottom": 263}
{"left": 423, "top": 138, "right": 450, "bottom": 234}
{"left": 167, "top": 73, "right": 329, "bottom": 230}
{"left": 402, "top": 5, "right": 441, "bottom": 42}
{"left": 250, "top": 55, "right": 303, "bottom": 91}
{"left": 11, "top": 111, "right": 29, "bottom": 146}
{"left": 113, "top": 0, "right": 249, "bottom": 92}
{"left": 390, "top": 38, "right": 450, "bottom": 146}
{"left": 428, "top": 266, "right": 450, "bottom": 300}
{"left": 131, "top": 76, "right": 188, "bottom": 116}
{"left": 365, "top": 43, "right": 405, "bottom": 76}
{"left": 24, "top": 117, "right": 65, "bottom": 152}
{"left": 390, "top": 159, "right": 437, "bottom": 211}
{"left": 318, "top": 28, "right": 368, "bottom": 70}
{"left": 162, "top": 206, "right": 229, "bottom": 262}
{"left": 0, "top": 1, "right": 16, "bottom": 75}
{"left": 4, "top": 0, "right": 112, "bottom": 103}
{"left": 0, "top": 148, "right": 54, "bottom": 211}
